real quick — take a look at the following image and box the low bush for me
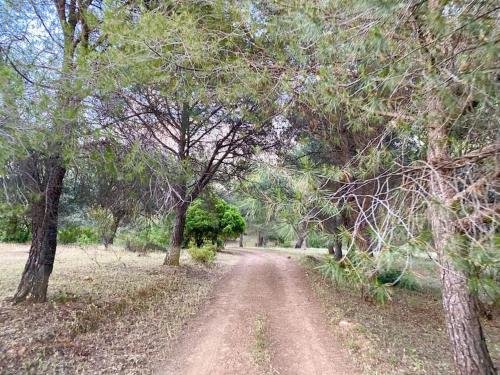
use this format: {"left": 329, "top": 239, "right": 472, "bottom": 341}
{"left": 307, "top": 231, "right": 329, "bottom": 248}
{"left": 58, "top": 225, "right": 99, "bottom": 245}
{"left": 188, "top": 244, "right": 217, "bottom": 265}
{"left": 316, "top": 251, "right": 420, "bottom": 304}
{"left": 0, "top": 203, "right": 31, "bottom": 243}
{"left": 118, "top": 217, "right": 172, "bottom": 251}
{"left": 376, "top": 269, "right": 419, "bottom": 291}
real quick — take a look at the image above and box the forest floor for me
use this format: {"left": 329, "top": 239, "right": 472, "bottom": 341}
{"left": 0, "top": 244, "right": 498, "bottom": 374}
{"left": 301, "top": 256, "right": 500, "bottom": 375}
{"left": 0, "top": 244, "right": 232, "bottom": 374}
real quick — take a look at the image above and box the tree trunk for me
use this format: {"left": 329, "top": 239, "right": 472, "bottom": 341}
{"left": 164, "top": 203, "right": 188, "bottom": 266}
{"left": 256, "top": 231, "right": 264, "bottom": 247}
{"left": 13, "top": 159, "right": 66, "bottom": 303}
{"left": 103, "top": 212, "right": 123, "bottom": 248}
{"left": 427, "top": 98, "right": 496, "bottom": 375}
{"left": 239, "top": 233, "right": 243, "bottom": 247}
{"left": 328, "top": 239, "right": 342, "bottom": 261}
{"left": 294, "top": 235, "right": 305, "bottom": 249}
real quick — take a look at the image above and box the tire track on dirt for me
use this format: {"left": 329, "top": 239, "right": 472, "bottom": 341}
{"left": 157, "top": 249, "right": 357, "bottom": 375}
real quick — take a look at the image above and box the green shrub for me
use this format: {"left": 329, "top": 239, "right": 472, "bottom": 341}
{"left": 185, "top": 198, "right": 245, "bottom": 247}
{"left": 307, "top": 231, "right": 329, "bottom": 248}
{"left": 139, "top": 219, "right": 171, "bottom": 247}
{"left": 117, "top": 217, "right": 171, "bottom": 252}
{"left": 376, "top": 269, "right": 419, "bottom": 291}
{"left": 58, "top": 225, "right": 99, "bottom": 245}
{"left": 316, "top": 256, "right": 349, "bottom": 285}
{"left": 368, "top": 280, "right": 393, "bottom": 305}
{"left": 316, "top": 251, "right": 415, "bottom": 305}
{"left": 58, "top": 226, "right": 81, "bottom": 244}
{"left": 0, "top": 203, "right": 31, "bottom": 243}
{"left": 188, "top": 244, "right": 217, "bottom": 265}
{"left": 76, "top": 227, "right": 99, "bottom": 245}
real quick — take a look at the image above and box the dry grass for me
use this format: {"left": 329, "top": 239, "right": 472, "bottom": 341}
{"left": 251, "top": 314, "right": 277, "bottom": 375}
{"left": 302, "top": 256, "right": 500, "bottom": 375}
{"left": 0, "top": 243, "right": 230, "bottom": 374}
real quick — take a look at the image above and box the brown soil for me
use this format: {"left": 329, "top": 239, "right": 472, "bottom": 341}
{"left": 157, "top": 249, "right": 357, "bottom": 375}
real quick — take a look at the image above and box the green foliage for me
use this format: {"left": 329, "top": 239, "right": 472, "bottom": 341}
{"left": 317, "top": 249, "right": 418, "bottom": 304}
{"left": 58, "top": 225, "right": 99, "bottom": 245}
{"left": 216, "top": 199, "right": 246, "bottom": 241}
{"left": 188, "top": 244, "right": 217, "bottom": 265}
{"left": 368, "top": 280, "right": 393, "bottom": 305}
{"left": 307, "top": 231, "right": 329, "bottom": 248}
{"left": 0, "top": 203, "right": 31, "bottom": 243}
{"left": 316, "top": 256, "right": 349, "bottom": 285}
{"left": 185, "top": 199, "right": 218, "bottom": 247}
{"left": 456, "top": 234, "right": 500, "bottom": 306}
{"left": 88, "top": 207, "right": 115, "bottom": 245}
{"left": 185, "top": 198, "right": 245, "bottom": 247}
{"left": 142, "top": 220, "right": 171, "bottom": 248}
{"left": 376, "top": 269, "right": 419, "bottom": 291}
{"left": 118, "top": 216, "right": 172, "bottom": 252}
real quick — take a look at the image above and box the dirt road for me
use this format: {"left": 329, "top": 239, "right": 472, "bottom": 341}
{"left": 158, "top": 249, "right": 357, "bottom": 375}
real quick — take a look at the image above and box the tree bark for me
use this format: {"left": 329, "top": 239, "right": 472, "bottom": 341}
{"left": 256, "top": 231, "right": 264, "bottom": 247}
{"left": 13, "top": 159, "right": 66, "bottom": 303}
{"left": 164, "top": 203, "right": 188, "bottom": 266}
{"left": 328, "top": 239, "right": 342, "bottom": 261}
{"left": 12, "top": 1, "right": 90, "bottom": 304}
{"left": 294, "top": 235, "right": 305, "bottom": 249}
{"left": 103, "top": 211, "right": 124, "bottom": 248}
{"left": 239, "top": 233, "right": 243, "bottom": 247}
{"left": 427, "top": 98, "right": 495, "bottom": 375}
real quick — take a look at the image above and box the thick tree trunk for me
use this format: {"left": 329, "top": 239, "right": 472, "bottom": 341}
{"left": 164, "top": 203, "right": 188, "bottom": 266}
{"left": 13, "top": 160, "right": 66, "bottom": 303}
{"left": 427, "top": 99, "right": 495, "bottom": 375}
{"left": 239, "top": 233, "right": 243, "bottom": 247}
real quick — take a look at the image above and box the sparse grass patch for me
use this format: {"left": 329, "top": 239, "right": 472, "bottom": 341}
{"left": 253, "top": 315, "right": 270, "bottom": 366}
{"left": 252, "top": 314, "right": 277, "bottom": 375}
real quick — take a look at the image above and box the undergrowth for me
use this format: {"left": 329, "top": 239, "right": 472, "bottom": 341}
{"left": 188, "top": 244, "right": 217, "bottom": 265}
{"left": 315, "top": 251, "right": 419, "bottom": 304}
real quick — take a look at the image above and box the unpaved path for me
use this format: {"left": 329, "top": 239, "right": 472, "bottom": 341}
{"left": 158, "top": 249, "right": 357, "bottom": 375}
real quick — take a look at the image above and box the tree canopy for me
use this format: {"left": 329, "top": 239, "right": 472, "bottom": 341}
{"left": 185, "top": 197, "right": 245, "bottom": 247}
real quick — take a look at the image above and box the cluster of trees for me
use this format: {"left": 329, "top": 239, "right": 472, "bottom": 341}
{"left": 0, "top": 1, "right": 498, "bottom": 374}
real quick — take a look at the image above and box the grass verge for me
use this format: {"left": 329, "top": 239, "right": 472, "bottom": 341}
{"left": 301, "top": 256, "right": 500, "bottom": 375}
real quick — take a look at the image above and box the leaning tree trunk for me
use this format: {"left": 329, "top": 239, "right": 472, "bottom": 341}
{"left": 103, "top": 211, "right": 124, "bottom": 249}
{"left": 13, "top": 159, "right": 66, "bottom": 303}
{"left": 294, "top": 235, "right": 306, "bottom": 249}
{"left": 164, "top": 203, "right": 188, "bottom": 266}
{"left": 427, "top": 100, "right": 495, "bottom": 375}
